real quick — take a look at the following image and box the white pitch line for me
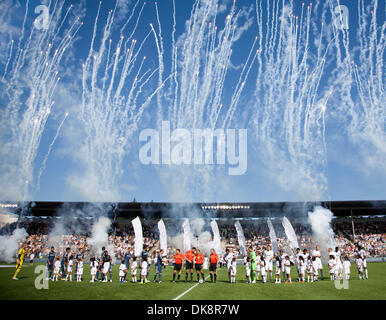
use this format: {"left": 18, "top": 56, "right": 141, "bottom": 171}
{"left": 173, "top": 276, "right": 210, "bottom": 300}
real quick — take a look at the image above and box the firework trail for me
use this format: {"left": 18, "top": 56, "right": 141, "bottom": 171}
{"left": 0, "top": 0, "right": 82, "bottom": 200}
{"left": 152, "top": 0, "right": 257, "bottom": 201}
{"left": 71, "top": 1, "right": 167, "bottom": 201}
{"left": 251, "top": 0, "right": 336, "bottom": 200}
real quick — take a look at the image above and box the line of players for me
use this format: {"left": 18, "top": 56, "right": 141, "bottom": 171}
{"left": 44, "top": 243, "right": 369, "bottom": 284}
{"left": 238, "top": 244, "right": 369, "bottom": 284}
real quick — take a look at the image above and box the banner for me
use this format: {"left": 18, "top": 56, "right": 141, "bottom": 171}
{"left": 158, "top": 219, "right": 168, "bottom": 255}
{"left": 267, "top": 218, "right": 279, "bottom": 254}
{"left": 131, "top": 216, "right": 143, "bottom": 257}
{"left": 234, "top": 220, "right": 246, "bottom": 255}
{"left": 182, "top": 218, "right": 191, "bottom": 253}
{"left": 210, "top": 220, "right": 222, "bottom": 255}
{"left": 282, "top": 216, "right": 299, "bottom": 249}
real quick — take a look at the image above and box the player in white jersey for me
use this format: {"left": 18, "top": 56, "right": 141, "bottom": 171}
{"left": 343, "top": 256, "right": 351, "bottom": 280}
{"left": 274, "top": 256, "right": 281, "bottom": 283}
{"left": 279, "top": 250, "right": 287, "bottom": 282}
{"left": 255, "top": 252, "right": 261, "bottom": 281}
{"left": 283, "top": 256, "right": 292, "bottom": 283}
{"left": 66, "top": 256, "right": 74, "bottom": 281}
{"left": 140, "top": 260, "right": 148, "bottom": 284}
{"left": 306, "top": 256, "right": 313, "bottom": 282}
{"left": 230, "top": 257, "right": 237, "bottom": 283}
{"left": 263, "top": 246, "right": 274, "bottom": 282}
{"left": 260, "top": 257, "right": 267, "bottom": 283}
{"left": 334, "top": 247, "right": 343, "bottom": 279}
{"left": 312, "top": 256, "right": 319, "bottom": 281}
{"left": 358, "top": 246, "right": 368, "bottom": 279}
{"left": 294, "top": 248, "right": 303, "bottom": 281}
{"left": 53, "top": 257, "right": 61, "bottom": 281}
{"left": 298, "top": 255, "right": 306, "bottom": 282}
{"left": 245, "top": 257, "right": 251, "bottom": 283}
{"left": 355, "top": 254, "right": 364, "bottom": 280}
{"left": 90, "top": 257, "right": 98, "bottom": 282}
{"left": 119, "top": 259, "right": 127, "bottom": 283}
{"left": 328, "top": 255, "right": 336, "bottom": 280}
{"left": 312, "top": 245, "right": 324, "bottom": 280}
{"left": 223, "top": 248, "right": 234, "bottom": 283}
{"left": 131, "top": 257, "right": 138, "bottom": 283}
{"left": 76, "top": 259, "right": 83, "bottom": 282}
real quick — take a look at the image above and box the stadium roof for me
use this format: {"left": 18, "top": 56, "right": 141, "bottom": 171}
{"left": 2, "top": 200, "right": 385, "bottom": 219}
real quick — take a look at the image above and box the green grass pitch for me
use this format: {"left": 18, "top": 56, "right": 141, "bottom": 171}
{"left": 0, "top": 262, "right": 385, "bottom": 300}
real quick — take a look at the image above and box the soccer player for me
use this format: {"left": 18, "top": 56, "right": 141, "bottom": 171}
{"left": 223, "top": 248, "right": 234, "bottom": 283}
{"left": 140, "top": 258, "right": 148, "bottom": 284}
{"left": 312, "top": 245, "right": 323, "bottom": 280}
{"left": 260, "top": 256, "right": 267, "bottom": 283}
{"left": 76, "top": 258, "right": 84, "bottom": 282}
{"left": 248, "top": 247, "right": 257, "bottom": 283}
{"left": 13, "top": 242, "right": 27, "bottom": 280}
{"left": 123, "top": 248, "right": 132, "bottom": 282}
{"left": 131, "top": 256, "right": 138, "bottom": 283}
{"left": 53, "top": 257, "right": 61, "bottom": 281}
{"left": 230, "top": 256, "right": 237, "bottom": 283}
{"left": 284, "top": 255, "right": 292, "bottom": 283}
{"left": 90, "top": 257, "right": 98, "bottom": 282}
{"left": 119, "top": 259, "right": 127, "bottom": 283}
{"left": 46, "top": 246, "right": 56, "bottom": 280}
{"left": 245, "top": 257, "right": 251, "bottom": 283}
{"left": 335, "top": 247, "right": 343, "bottom": 279}
{"left": 96, "top": 246, "right": 106, "bottom": 281}
{"left": 61, "top": 247, "right": 71, "bottom": 280}
{"left": 171, "top": 249, "right": 184, "bottom": 282}
{"left": 184, "top": 247, "right": 196, "bottom": 282}
{"left": 209, "top": 249, "right": 218, "bottom": 283}
{"left": 274, "top": 255, "right": 281, "bottom": 284}
{"left": 66, "top": 255, "right": 74, "bottom": 281}
{"left": 328, "top": 255, "right": 336, "bottom": 280}
{"left": 139, "top": 245, "right": 150, "bottom": 282}
{"left": 306, "top": 256, "right": 313, "bottom": 282}
{"left": 356, "top": 253, "right": 364, "bottom": 280}
{"left": 102, "top": 250, "right": 111, "bottom": 282}
{"left": 343, "top": 256, "right": 351, "bottom": 280}
{"left": 153, "top": 249, "right": 164, "bottom": 283}
{"left": 279, "top": 249, "right": 287, "bottom": 282}
{"left": 298, "top": 255, "right": 306, "bottom": 282}
{"left": 358, "top": 245, "right": 368, "bottom": 279}
{"left": 264, "top": 245, "right": 274, "bottom": 282}
{"left": 294, "top": 248, "right": 302, "bottom": 280}
{"left": 194, "top": 248, "right": 205, "bottom": 282}
{"left": 74, "top": 247, "right": 84, "bottom": 279}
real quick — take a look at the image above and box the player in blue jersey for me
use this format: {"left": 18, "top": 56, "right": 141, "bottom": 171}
{"left": 123, "top": 248, "right": 131, "bottom": 282}
{"left": 61, "top": 247, "right": 71, "bottom": 280}
{"left": 46, "top": 246, "right": 56, "bottom": 280}
{"left": 74, "top": 248, "right": 84, "bottom": 280}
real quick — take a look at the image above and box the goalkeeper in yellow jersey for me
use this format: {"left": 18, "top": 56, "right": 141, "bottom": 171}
{"left": 12, "top": 243, "right": 27, "bottom": 280}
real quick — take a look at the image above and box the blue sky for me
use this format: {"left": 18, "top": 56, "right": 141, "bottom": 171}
{"left": 0, "top": 0, "right": 385, "bottom": 203}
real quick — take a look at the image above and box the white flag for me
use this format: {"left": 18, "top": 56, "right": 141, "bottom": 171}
{"left": 158, "top": 219, "right": 168, "bottom": 255}
{"left": 210, "top": 220, "right": 222, "bottom": 255}
{"left": 182, "top": 218, "right": 191, "bottom": 253}
{"left": 131, "top": 217, "right": 143, "bottom": 257}
{"left": 234, "top": 220, "right": 246, "bottom": 255}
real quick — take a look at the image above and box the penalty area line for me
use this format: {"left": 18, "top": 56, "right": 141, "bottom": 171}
{"left": 173, "top": 276, "right": 210, "bottom": 300}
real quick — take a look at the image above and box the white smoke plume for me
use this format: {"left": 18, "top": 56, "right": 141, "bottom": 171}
{"left": 0, "top": 228, "right": 27, "bottom": 263}
{"left": 87, "top": 216, "right": 113, "bottom": 256}
{"left": 308, "top": 206, "right": 336, "bottom": 260}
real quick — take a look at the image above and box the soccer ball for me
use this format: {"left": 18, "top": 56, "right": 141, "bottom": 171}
{"left": 199, "top": 279, "right": 203, "bottom": 284}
